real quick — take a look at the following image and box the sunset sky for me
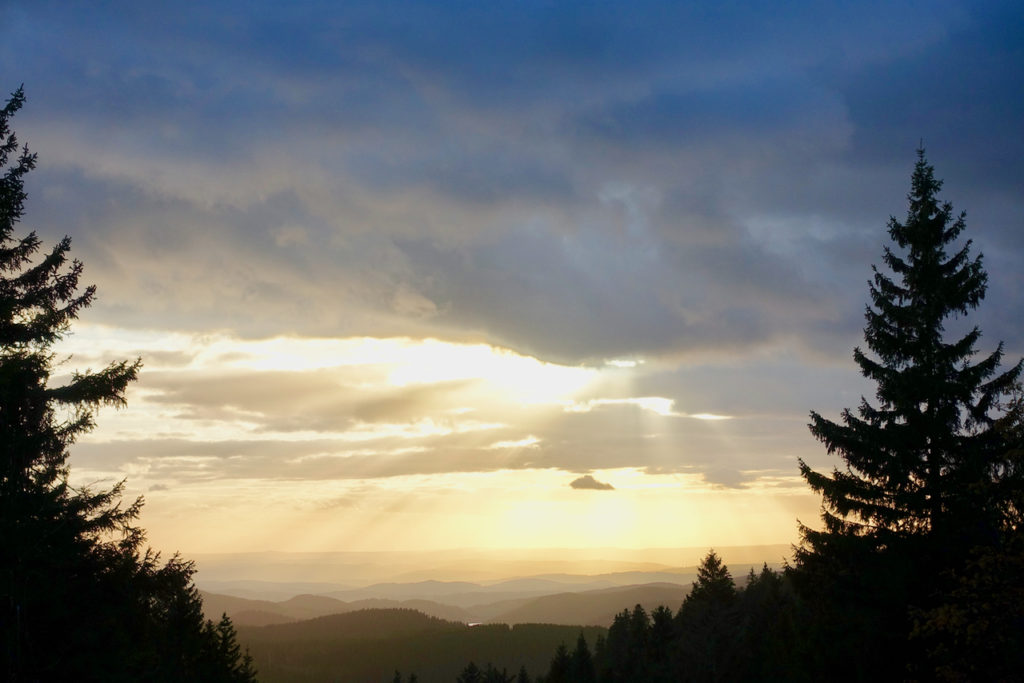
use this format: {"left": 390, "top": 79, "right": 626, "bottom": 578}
{"left": 4, "top": 1, "right": 1022, "bottom": 556}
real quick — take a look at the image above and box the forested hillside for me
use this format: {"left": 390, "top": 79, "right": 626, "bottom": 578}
{"left": 201, "top": 591, "right": 476, "bottom": 626}
{"left": 237, "top": 609, "right": 604, "bottom": 683}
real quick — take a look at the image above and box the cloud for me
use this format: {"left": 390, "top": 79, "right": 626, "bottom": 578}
{"left": 13, "top": 0, "right": 1024, "bottom": 503}
{"left": 570, "top": 474, "right": 614, "bottom": 491}
{"left": 72, "top": 370, "right": 817, "bottom": 488}
{"left": 9, "top": 0, "right": 1020, "bottom": 370}
{"left": 51, "top": 326, "right": 844, "bottom": 490}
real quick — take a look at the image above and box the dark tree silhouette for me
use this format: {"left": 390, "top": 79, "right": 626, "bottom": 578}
{"left": 482, "top": 663, "right": 514, "bottom": 683}
{"left": 643, "top": 605, "right": 676, "bottom": 681}
{"left": 684, "top": 550, "right": 735, "bottom": 604}
{"left": 802, "top": 148, "right": 1021, "bottom": 554}
{"left": 735, "top": 564, "right": 809, "bottom": 681}
{"left": 544, "top": 643, "right": 571, "bottom": 683}
{"left": 0, "top": 86, "right": 255, "bottom": 681}
{"left": 796, "top": 149, "right": 1023, "bottom": 677}
{"left": 457, "top": 661, "right": 483, "bottom": 683}
{"left": 675, "top": 550, "right": 739, "bottom": 682}
{"left": 568, "top": 632, "right": 596, "bottom": 683}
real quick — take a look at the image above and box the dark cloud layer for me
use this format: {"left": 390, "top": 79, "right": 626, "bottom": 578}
{"left": 6, "top": 0, "right": 1021, "bottom": 364}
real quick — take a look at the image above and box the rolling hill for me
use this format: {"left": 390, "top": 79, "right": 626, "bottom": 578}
{"left": 236, "top": 608, "right": 605, "bottom": 683}
{"left": 484, "top": 582, "right": 692, "bottom": 626}
{"left": 201, "top": 591, "right": 474, "bottom": 626}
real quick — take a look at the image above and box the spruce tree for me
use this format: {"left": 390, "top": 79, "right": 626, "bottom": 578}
{"left": 684, "top": 550, "right": 735, "bottom": 604}
{"left": 675, "top": 550, "right": 739, "bottom": 682}
{"left": 544, "top": 644, "right": 571, "bottom": 683}
{"left": 801, "top": 149, "right": 1020, "bottom": 551}
{"left": 0, "top": 87, "right": 255, "bottom": 681}
{"left": 457, "top": 661, "right": 483, "bottom": 683}
{"left": 796, "top": 149, "right": 1022, "bottom": 676}
{"left": 569, "top": 632, "right": 596, "bottom": 683}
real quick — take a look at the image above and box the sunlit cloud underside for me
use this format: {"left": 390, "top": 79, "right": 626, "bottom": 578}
{"left": 57, "top": 324, "right": 815, "bottom": 552}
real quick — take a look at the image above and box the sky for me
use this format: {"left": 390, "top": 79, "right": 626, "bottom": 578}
{"left": 3, "top": 0, "right": 1023, "bottom": 557}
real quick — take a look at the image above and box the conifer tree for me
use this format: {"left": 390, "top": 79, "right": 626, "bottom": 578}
{"left": 544, "top": 644, "right": 570, "bottom": 683}
{"left": 569, "top": 632, "right": 596, "bottom": 683}
{"left": 684, "top": 550, "right": 735, "bottom": 604}
{"left": 675, "top": 550, "right": 738, "bottom": 682}
{"left": 457, "top": 661, "right": 483, "bottom": 683}
{"left": 481, "top": 663, "right": 513, "bottom": 683}
{"left": 800, "top": 149, "right": 1021, "bottom": 554}
{"left": 796, "top": 149, "right": 1023, "bottom": 677}
{"left": 646, "top": 604, "right": 675, "bottom": 672}
{"left": 0, "top": 86, "right": 255, "bottom": 681}
{"left": 736, "top": 565, "right": 807, "bottom": 680}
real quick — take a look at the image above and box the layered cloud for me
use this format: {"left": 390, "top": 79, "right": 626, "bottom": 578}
{"left": 8, "top": 0, "right": 1021, "bottom": 364}
{"left": 63, "top": 327, "right": 820, "bottom": 490}
{"left": 4, "top": 1, "right": 1023, "bottom": 550}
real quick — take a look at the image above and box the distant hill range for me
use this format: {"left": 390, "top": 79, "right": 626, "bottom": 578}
{"left": 191, "top": 545, "right": 793, "bottom": 595}
{"left": 236, "top": 608, "right": 606, "bottom": 683}
{"left": 198, "top": 548, "right": 792, "bottom": 681}
{"left": 477, "top": 582, "right": 692, "bottom": 625}
{"left": 201, "top": 561, "right": 784, "bottom": 628}
{"left": 204, "top": 579, "right": 713, "bottom": 627}
{"left": 201, "top": 591, "right": 474, "bottom": 626}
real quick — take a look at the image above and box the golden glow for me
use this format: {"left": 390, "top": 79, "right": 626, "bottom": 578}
{"left": 129, "top": 468, "right": 815, "bottom": 554}
{"left": 487, "top": 436, "right": 541, "bottom": 449}
{"left": 60, "top": 325, "right": 598, "bottom": 403}
{"left": 58, "top": 324, "right": 803, "bottom": 554}
{"left": 604, "top": 359, "right": 643, "bottom": 368}
{"left": 387, "top": 339, "right": 597, "bottom": 402}
{"left": 563, "top": 396, "right": 677, "bottom": 416}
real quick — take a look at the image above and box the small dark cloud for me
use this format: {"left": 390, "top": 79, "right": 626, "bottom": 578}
{"left": 149, "top": 483, "right": 170, "bottom": 492}
{"left": 570, "top": 474, "right": 614, "bottom": 491}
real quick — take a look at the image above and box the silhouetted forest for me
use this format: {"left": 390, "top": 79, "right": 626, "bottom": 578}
{"left": 237, "top": 609, "right": 603, "bottom": 682}
{"left": 3, "top": 79, "right": 1024, "bottom": 683}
